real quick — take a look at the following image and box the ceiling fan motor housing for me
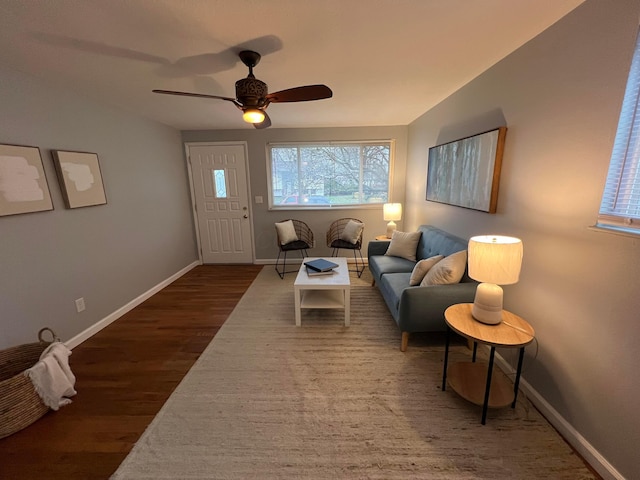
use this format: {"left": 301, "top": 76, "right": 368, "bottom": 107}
{"left": 235, "top": 77, "right": 267, "bottom": 107}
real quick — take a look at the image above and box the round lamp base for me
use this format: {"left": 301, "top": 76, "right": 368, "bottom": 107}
{"left": 471, "top": 283, "right": 503, "bottom": 325}
{"left": 385, "top": 221, "right": 397, "bottom": 239}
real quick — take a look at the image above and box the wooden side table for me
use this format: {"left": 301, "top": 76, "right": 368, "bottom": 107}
{"left": 374, "top": 235, "right": 390, "bottom": 240}
{"left": 441, "top": 303, "right": 535, "bottom": 424}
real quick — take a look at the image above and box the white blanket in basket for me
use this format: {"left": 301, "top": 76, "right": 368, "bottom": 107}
{"left": 25, "top": 342, "right": 77, "bottom": 410}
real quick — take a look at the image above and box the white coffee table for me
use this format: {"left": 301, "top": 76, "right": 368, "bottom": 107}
{"left": 294, "top": 257, "right": 351, "bottom": 326}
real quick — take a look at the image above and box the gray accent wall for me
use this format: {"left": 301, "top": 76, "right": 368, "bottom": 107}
{"left": 406, "top": 1, "right": 639, "bottom": 478}
{"left": 182, "top": 126, "right": 408, "bottom": 261}
{"left": 0, "top": 66, "right": 198, "bottom": 350}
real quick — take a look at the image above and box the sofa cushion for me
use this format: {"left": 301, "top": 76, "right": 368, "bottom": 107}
{"left": 416, "top": 226, "right": 469, "bottom": 262}
{"left": 385, "top": 230, "right": 422, "bottom": 262}
{"left": 421, "top": 250, "right": 467, "bottom": 286}
{"left": 378, "top": 272, "right": 412, "bottom": 316}
{"left": 368, "top": 255, "right": 416, "bottom": 281}
{"left": 409, "top": 255, "right": 444, "bottom": 286}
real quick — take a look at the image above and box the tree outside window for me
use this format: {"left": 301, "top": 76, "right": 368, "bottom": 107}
{"left": 269, "top": 141, "right": 392, "bottom": 208}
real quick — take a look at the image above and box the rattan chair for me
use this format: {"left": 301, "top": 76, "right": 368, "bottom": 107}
{"left": 326, "top": 217, "right": 365, "bottom": 277}
{"left": 275, "top": 219, "right": 314, "bottom": 279}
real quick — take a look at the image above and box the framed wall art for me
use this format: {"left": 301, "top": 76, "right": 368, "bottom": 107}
{"left": 52, "top": 150, "right": 107, "bottom": 209}
{"left": 0, "top": 143, "right": 54, "bottom": 217}
{"left": 426, "top": 126, "right": 507, "bottom": 213}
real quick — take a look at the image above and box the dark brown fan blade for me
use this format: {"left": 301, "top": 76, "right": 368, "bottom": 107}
{"left": 152, "top": 89, "right": 240, "bottom": 106}
{"left": 253, "top": 111, "right": 272, "bottom": 129}
{"left": 265, "top": 85, "right": 332, "bottom": 103}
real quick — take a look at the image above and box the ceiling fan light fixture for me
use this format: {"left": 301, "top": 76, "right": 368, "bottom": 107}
{"left": 242, "top": 108, "right": 265, "bottom": 124}
{"left": 153, "top": 50, "right": 332, "bottom": 129}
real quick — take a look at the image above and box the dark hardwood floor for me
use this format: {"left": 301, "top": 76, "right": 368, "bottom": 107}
{"left": 0, "top": 264, "right": 263, "bottom": 480}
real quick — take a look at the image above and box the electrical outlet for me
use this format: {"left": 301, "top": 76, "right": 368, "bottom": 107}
{"left": 75, "top": 297, "right": 86, "bottom": 313}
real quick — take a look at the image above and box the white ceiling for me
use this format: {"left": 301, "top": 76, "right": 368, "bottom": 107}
{"left": 0, "top": 0, "right": 584, "bottom": 131}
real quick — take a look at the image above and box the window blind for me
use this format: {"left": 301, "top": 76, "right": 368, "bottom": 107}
{"left": 598, "top": 30, "right": 640, "bottom": 233}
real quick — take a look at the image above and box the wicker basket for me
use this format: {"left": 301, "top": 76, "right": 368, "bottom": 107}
{"left": 0, "top": 328, "right": 58, "bottom": 439}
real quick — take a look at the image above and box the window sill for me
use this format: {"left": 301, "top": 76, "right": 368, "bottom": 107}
{"left": 269, "top": 204, "right": 383, "bottom": 211}
{"left": 588, "top": 224, "right": 640, "bottom": 239}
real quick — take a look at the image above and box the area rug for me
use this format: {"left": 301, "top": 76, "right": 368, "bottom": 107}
{"left": 111, "top": 266, "right": 596, "bottom": 479}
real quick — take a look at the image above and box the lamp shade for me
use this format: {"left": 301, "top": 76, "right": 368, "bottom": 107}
{"left": 468, "top": 235, "right": 523, "bottom": 285}
{"left": 468, "top": 235, "right": 523, "bottom": 324}
{"left": 383, "top": 203, "right": 402, "bottom": 221}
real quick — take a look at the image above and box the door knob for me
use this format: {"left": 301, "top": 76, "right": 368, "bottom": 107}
{"left": 243, "top": 214, "right": 248, "bottom": 219}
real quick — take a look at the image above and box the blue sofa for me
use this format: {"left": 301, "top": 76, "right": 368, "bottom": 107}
{"left": 368, "top": 225, "right": 478, "bottom": 351}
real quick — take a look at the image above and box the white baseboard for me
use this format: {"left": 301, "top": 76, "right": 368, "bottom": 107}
{"left": 65, "top": 261, "right": 200, "bottom": 349}
{"left": 254, "top": 259, "right": 273, "bottom": 265}
{"left": 494, "top": 353, "right": 623, "bottom": 480}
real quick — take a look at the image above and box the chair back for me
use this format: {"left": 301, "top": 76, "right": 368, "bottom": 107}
{"left": 276, "top": 219, "right": 314, "bottom": 249}
{"left": 326, "top": 217, "right": 364, "bottom": 248}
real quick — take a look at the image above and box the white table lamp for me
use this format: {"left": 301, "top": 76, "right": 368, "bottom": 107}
{"left": 383, "top": 203, "right": 402, "bottom": 238}
{"left": 468, "top": 235, "right": 523, "bottom": 325}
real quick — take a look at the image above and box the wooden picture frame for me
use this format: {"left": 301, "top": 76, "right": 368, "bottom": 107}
{"left": 0, "top": 143, "right": 54, "bottom": 217}
{"left": 52, "top": 150, "right": 107, "bottom": 209}
{"left": 426, "top": 127, "right": 507, "bottom": 213}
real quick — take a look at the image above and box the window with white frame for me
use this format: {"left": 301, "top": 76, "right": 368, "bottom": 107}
{"left": 597, "top": 30, "right": 640, "bottom": 235}
{"left": 268, "top": 141, "right": 393, "bottom": 208}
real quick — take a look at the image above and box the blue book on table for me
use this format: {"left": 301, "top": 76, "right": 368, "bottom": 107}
{"left": 304, "top": 258, "right": 339, "bottom": 272}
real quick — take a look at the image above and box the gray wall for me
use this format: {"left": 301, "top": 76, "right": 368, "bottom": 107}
{"left": 182, "top": 126, "right": 408, "bottom": 261}
{"left": 406, "top": 1, "right": 639, "bottom": 478}
{"left": 0, "top": 66, "right": 198, "bottom": 350}
{"left": 2, "top": 1, "right": 633, "bottom": 475}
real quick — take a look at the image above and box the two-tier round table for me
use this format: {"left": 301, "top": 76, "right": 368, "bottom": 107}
{"left": 441, "top": 303, "right": 535, "bottom": 425}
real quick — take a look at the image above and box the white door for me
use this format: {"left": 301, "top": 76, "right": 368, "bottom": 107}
{"left": 187, "top": 143, "right": 253, "bottom": 264}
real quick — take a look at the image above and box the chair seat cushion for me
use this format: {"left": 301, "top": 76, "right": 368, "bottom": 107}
{"left": 281, "top": 240, "right": 310, "bottom": 251}
{"left": 330, "top": 239, "right": 360, "bottom": 249}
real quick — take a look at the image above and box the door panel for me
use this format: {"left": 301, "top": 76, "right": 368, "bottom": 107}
{"left": 188, "top": 143, "right": 252, "bottom": 264}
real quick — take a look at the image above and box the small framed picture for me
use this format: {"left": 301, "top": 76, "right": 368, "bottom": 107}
{"left": 0, "top": 143, "right": 54, "bottom": 217}
{"left": 52, "top": 150, "right": 107, "bottom": 209}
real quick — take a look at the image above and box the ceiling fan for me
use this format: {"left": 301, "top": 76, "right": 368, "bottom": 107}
{"left": 153, "top": 50, "right": 332, "bottom": 129}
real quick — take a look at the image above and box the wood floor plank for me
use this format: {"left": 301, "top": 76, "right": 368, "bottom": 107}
{"left": 0, "top": 264, "right": 262, "bottom": 480}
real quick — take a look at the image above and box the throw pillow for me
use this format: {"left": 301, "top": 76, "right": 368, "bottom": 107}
{"left": 409, "top": 255, "right": 444, "bottom": 286}
{"left": 384, "top": 230, "right": 422, "bottom": 262}
{"left": 421, "top": 250, "right": 467, "bottom": 286}
{"left": 340, "top": 220, "right": 364, "bottom": 244}
{"left": 275, "top": 220, "right": 299, "bottom": 245}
